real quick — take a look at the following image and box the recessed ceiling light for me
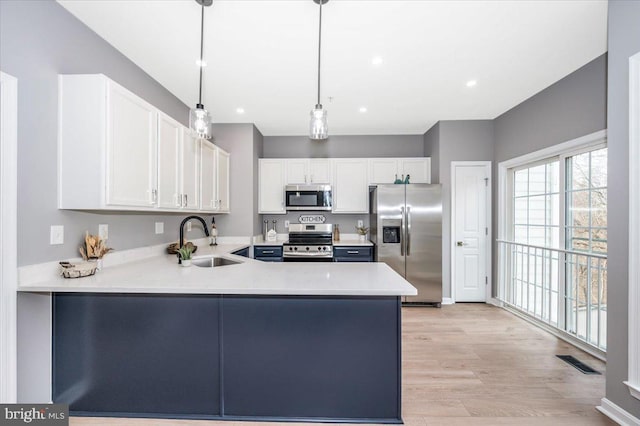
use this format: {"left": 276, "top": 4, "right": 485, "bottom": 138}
{"left": 359, "top": 107, "right": 368, "bottom": 113}
{"left": 466, "top": 80, "right": 477, "bottom": 88}
{"left": 196, "top": 59, "right": 207, "bottom": 67}
{"left": 236, "top": 107, "right": 245, "bottom": 114}
{"left": 372, "top": 56, "right": 383, "bottom": 66}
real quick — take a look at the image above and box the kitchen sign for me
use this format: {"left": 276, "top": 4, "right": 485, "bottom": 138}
{"left": 299, "top": 215, "right": 326, "bottom": 224}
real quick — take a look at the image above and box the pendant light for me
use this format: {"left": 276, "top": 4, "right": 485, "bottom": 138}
{"left": 189, "top": 0, "right": 213, "bottom": 139}
{"left": 309, "top": 0, "right": 329, "bottom": 140}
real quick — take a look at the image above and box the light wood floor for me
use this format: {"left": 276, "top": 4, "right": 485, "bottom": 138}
{"left": 71, "top": 303, "right": 614, "bottom": 426}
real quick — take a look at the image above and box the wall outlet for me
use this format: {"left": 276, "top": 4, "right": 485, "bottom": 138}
{"left": 98, "top": 224, "right": 109, "bottom": 240}
{"left": 186, "top": 221, "right": 192, "bottom": 232}
{"left": 155, "top": 222, "right": 164, "bottom": 234}
{"left": 357, "top": 220, "right": 364, "bottom": 228}
{"left": 50, "top": 225, "right": 64, "bottom": 245}
{"left": 284, "top": 220, "right": 290, "bottom": 229}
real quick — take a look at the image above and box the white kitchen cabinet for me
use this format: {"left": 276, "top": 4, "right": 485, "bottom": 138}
{"left": 368, "top": 158, "right": 399, "bottom": 184}
{"left": 200, "top": 142, "right": 230, "bottom": 213}
{"left": 400, "top": 158, "right": 431, "bottom": 183}
{"left": 157, "top": 113, "right": 181, "bottom": 209}
{"left": 216, "top": 148, "right": 230, "bottom": 213}
{"left": 58, "top": 74, "right": 229, "bottom": 213}
{"left": 181, "top": 129, "right": 200, "bottom": 210}
{"left": 285, "top": 159, "right": 330, "bottom": 184}
{"left": 259, "top": 159, "right": 286, "bottom": 214}
{"left": 332, "top": 159, "right": 369, "bottom": 213}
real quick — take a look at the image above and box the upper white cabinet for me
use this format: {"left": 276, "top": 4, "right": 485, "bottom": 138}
{"left": 58, "top": 74, "right": 229, "bottom": 213}
{"left": 259, "top": 159, "right": 286, "bottom": 214}
{"left": 368, "top": 158, "right": 431, "bottom": 185}
{"left": 216, "top": 148, "right": 230, "bottom": 213}
{"left": 400, "top": 158, "right": 431, "bottom": 183}
{"left": 200, "top": 141, "right": 217, "bottom": 212}
{"left": 332, "top": 159, "right": 369, "bottom": 213}
{"left": 106, "top": 80, "right": 158, "bottom": 207}
{"left": 285, "top": 159, "right": 330, "bottom": 184}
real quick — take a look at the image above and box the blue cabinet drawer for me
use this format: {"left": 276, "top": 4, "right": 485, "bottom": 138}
{"left": 333, "top": 247, "right": 373, "bottom": 262}
{"left": 254, "top": 246, "right": 283, "bottom": 261}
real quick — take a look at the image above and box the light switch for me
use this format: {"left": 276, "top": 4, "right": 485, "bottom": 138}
{"left": 357, "top": 220, "right": 364, "bottom": 228}
{"left": 50, "top": 225, "right": 64, "bottom": 245}
{"left": 284, "top": 220, "right": 290, "bottom": 228}
{"left": 99, "top": 224, "right": 109, "bottom": 240}
{"left": 186, "top": 221, "right": 192, "bottom": 232}
{"left": 155, "top": 222, "right": 164, "bottom": 234}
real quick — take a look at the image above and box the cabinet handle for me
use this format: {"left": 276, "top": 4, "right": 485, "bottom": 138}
{"left": 176, "top": 194, "right": 182, "bottom": 207}
{"left": 310, "top": 174, "right": 314, "bottom": 183}
{"left": 151, "top": 189, "right": 157, "bottom": 204}
{"left": 347, "top": 250, "right": 359, "bottom": 254}
{"left": 184, "top": 194, "right": 188, "bottom": 207}
{"left": 262, "top": 250, "right": 275, "bottom": 254}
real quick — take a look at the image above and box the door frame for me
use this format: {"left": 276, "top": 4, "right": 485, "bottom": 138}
{"left": 0, "top": 71, "right": 18, "bottom": 402}
{"left": 450, "top": 161, "right": 492, "bottom": 303}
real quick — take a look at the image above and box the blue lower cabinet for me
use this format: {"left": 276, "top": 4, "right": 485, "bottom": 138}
{"left": 334, "top": 246, "right": 373, "bottom": 262}
{"left": 231, "top": 246, "right": 249, "bottom": 258}
{"left": 254, "top": 245, "right": 283, "bottom": 262}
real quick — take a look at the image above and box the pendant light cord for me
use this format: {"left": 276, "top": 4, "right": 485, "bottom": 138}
{"left": 316, "top": 0, "right": 322, "bottom": 108}
{"left": 198, "top": 3, "right": 205, "bottom": 106}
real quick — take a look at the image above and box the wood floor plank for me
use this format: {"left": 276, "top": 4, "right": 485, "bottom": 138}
{"left": 70, "top": 303, "right": 613, "bottom": 425}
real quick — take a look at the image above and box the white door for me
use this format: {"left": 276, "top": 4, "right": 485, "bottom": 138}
{"left": 156, "top": 114, "right": 181, "bottom": 209}
{"left": 309, "top": 159, "right": 330, "bottom": 184}
{"left": 332, "top": 159, "right": 369, "bottom": 213}
{"left": 368, "top": 158, "right": 399, "bottom": 184}
{"left": 216, "top": 148, "right": 230, "bottom": 213}
{"left": 259, "top": 159, "right": 286, "bottom": 214}
{"left": 181, "top": 130, "right": 200, "bottom": 210}
{"left": 453, "top": 163, "right": 490, "bottom": 302}
{"left": 106, "top": 82, "right": 157, "bottom": 207}
{"left": 401, "top": 158, "right": 431, "bottom": 183}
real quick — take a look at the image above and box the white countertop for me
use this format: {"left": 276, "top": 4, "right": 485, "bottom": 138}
{"left": 17, "top": 243, "right": 415, "bottom": 296}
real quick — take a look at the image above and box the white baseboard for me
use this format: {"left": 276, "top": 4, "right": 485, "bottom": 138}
{"left": 597, "top": 398, "right": 640, "bottom": 425}
{"left": 442, "top": 297, "right": 454, "bottom": 305}
{"left": 487, "top": 297, "right": 503, "bottom": 307}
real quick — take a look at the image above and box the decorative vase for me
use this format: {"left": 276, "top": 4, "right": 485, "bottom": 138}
{"left": 181, "top": 259, "right": 192, "bottom": 267}
{"left": 359, "top": 234, "right": 366, "bottom": 242}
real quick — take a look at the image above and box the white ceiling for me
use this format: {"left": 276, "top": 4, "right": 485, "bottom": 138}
{"left": 58, "top": 0, "right": 607, "bottom": 136}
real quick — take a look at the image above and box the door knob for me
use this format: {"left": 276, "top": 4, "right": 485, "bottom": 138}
{"left": 456, "top": 241, "right": 465, "bottom": 247}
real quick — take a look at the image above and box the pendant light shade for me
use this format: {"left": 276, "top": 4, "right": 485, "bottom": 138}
{"left": 190, "top": 0, "right": 213, "bottom": 139}
{"left": 309, "top": 0, "right": 328, "bottom": 140}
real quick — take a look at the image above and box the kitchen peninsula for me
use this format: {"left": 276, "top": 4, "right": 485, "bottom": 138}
{"left": 17, "top": 243, "right": 416, "bottom": 423}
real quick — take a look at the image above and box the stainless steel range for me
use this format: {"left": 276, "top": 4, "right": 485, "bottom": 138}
{"left": 283, "top": 224, "right": 333, "bottom": 261}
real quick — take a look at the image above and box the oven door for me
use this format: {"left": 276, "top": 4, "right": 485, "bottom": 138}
{"left": 283, "top": 256, "right": 333, "bottom": 262}
{"left": 285, "top": 185, "right": 332, "bottom": 211}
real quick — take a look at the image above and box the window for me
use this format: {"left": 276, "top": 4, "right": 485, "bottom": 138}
{"left": 499, "top": 135, "right": 607, "bottom": 354}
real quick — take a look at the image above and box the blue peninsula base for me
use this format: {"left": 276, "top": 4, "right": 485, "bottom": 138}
{"left": 53, "top": 293, "right": 402, "bottom": 423}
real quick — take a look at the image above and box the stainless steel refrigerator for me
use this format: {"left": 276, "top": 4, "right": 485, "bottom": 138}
{"left": 370, "top": 184, "right": 442, "bottom": 306}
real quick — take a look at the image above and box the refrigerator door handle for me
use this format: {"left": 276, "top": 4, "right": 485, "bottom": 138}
{"left": 406, "top": 206, "right": 411, "bottom": 256}
{"left": 400, "top": 206, "right": 405, "bottom": 256}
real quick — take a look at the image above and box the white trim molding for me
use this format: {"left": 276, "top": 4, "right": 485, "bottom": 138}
{"left": 450, "top": 161, "right": 492, "bottom": 303}
{"left": 0, "top": 71, "right": 18, "bottom": 403}
{"left": 627, "top": 51, "right": 640, "bottom": 401}
{"left": 441, "top": 297, "right": 454, "bottom": 305}
{"left": 598, "top": 398, "right": 640, "bottom": 426}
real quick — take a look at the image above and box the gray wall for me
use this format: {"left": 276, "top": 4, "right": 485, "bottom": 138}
{"left": 605, "top": 0, "right": 640, "bottom": 418}
{"left": 263, "top": 135, "right": 424, "bottom": 158}
{"left": 423, "top": 120, "right": 494, "bottom": 299}
{"left": 210, "top": 123, "right": 263, "bottom": 238}
{"left": 0, "top": 0, "right": 211, "bottom": 266}
{"left": 423, "top": 123, "right": 440, "bottom": 184}
{"left": 492, "top": 54, "right": 608, "bottom": 292}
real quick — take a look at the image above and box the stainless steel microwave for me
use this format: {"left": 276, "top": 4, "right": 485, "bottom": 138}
{"left": 285, "top": 185, "right": 332, "bottom": 211}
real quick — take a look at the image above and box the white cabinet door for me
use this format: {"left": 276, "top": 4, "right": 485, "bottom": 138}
{"left": 106, "top": 82, "right": 157, "bottom": 207}
{"left": 199, "top": 141, "right": 216, "bottom": 212}
{"left": 285, "top": 159, "right": 308, "bottom": 184}
{"left": 216, "top": 148, "right": 230, "bottom": 213}
{"left": 309, "top": 159, "right": 331, "bottom": 184}
{"left": 368, "top": 158, "right": 399, "bottom": 184}
{"left": 156, "top": 113, "right": 181, "bottom": 209}
{"left": 259, "top": 159, "right": 286, "bottom": 214}
{"left": 181, "top": 130, "right": 200, "bottom": 210}
{"left": 401, "top": 158, "right": 431, "bottom": 183}
{"left": 332, "top": 159, "right": 369, "bottom": 213}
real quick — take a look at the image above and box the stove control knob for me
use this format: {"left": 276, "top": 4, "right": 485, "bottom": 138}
{"left": 317, "top": 247, "right": 321, "bottom": 251}
{"left": 294, "top": 247, "right": 298, "bottom": 251}
{"left": 305, "top": 247, "right": 309, "bottom": 251}
{"left": 322, "top": 246, "right": 326, "bottom": 251}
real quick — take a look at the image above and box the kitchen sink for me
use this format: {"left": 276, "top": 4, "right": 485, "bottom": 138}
{"left": 192, "top": 257, "right": 241, "bottom": 268}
